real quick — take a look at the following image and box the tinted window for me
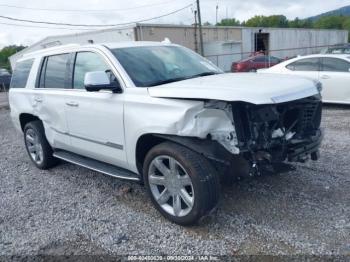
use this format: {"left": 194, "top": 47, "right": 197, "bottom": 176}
{"left": 73, "top": 52, "right": 111, "bottom": 89}
{"left": 268, "top": 56, "right": 281, "bottom": 63}
{"left": 328, "top": 48, "right": 350, "bottom": 54}
{"left": 286, "top": 58, "right": 319, "bottom": 71}
{"left": 42, "top": 54, "right": 70, "bottom": 89}
{"left": 253, "top": 56, "right": 266, "bottom": 62}
{"left": 10, "top": 59, "right": 34, "bottom": 88}
{"left": 321, "top": 58, "right": 350, "bottom": 72}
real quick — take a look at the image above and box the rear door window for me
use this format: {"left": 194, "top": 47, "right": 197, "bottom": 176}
{"left": 10, "top": 59, "right": 34, "bottom": 88}
{"left": 321, "top": 58, "right": 350, "bottom": 72}
{"left": 39, "top": 53, "right": 70, "bottom": 89}
{"left": 286, "top": 58, "right": 320, "bottom": 71}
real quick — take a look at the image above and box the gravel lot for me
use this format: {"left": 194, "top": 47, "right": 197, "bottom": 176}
{"left": 0, "top": 106, "right": 349, "bottom": 256}
{"left": 0, "top": 92, "right": 9, "bottom": 109}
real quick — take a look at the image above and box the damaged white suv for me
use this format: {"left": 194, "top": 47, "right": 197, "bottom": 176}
{"left": 9, "top": 42, "right": 323, "bottom": 225}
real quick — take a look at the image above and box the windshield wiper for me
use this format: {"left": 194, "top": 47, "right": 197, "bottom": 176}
{"left": 187, "top": 71, "right": 221, "bottom": 79}
{"left": 148, "top": 72, "right": 221, "bottom": 87}
{"left": 148, "top": 76, "right": 190, "bottom": 87}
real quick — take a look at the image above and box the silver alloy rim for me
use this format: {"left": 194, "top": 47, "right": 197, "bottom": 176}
{"left": 25, "top": 128, "right": 44, "bottom": 165}
{"left": 148, "top": 155, "right": 194, "bottom": 217}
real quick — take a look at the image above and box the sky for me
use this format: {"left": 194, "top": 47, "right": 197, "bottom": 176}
{"left": 0, "top": 0, "right": 349, "bottom": 48}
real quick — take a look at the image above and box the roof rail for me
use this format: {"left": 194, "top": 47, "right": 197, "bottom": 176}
{"left": 22, "top": 43, "right": 81, "bottom": 57}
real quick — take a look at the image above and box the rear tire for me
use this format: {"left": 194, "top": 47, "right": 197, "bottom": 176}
{"left": 24, "top": 120, "right": 58, "bottom": 170}
{"left": 143, "top": 142, "right": 220, "bottom": 225}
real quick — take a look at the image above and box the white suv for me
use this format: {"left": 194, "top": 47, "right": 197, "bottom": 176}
{"left": 9, "top": 42, "right": 323, "bottom": 225}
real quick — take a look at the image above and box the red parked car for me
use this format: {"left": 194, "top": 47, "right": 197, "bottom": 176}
{"left": 231, "top": 55, "right": 283, "bottom": 72}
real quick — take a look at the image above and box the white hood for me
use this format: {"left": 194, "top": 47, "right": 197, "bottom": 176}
{"left": 148, "top": 73, "right": 319, "bottom": 104}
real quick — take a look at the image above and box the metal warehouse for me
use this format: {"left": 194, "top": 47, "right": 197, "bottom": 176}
{"left": 10, "top": 23, "right": 348, "bottom": 71}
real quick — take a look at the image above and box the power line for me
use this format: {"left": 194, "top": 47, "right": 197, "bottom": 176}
{"left": 0, "top": 1, "right": 176, "bottom": 13}
{"left": 0, "top": 21, "right": 94, "bottom": 31}
{"left": 0, "top": 4, "right": 193, "bottom": 27}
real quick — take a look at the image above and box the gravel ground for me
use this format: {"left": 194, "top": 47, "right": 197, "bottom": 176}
{"left": 0, "top": 106, "right": 349, "bottom": 256}
{"left": 0, "top": 92, "right": 9, "bottom": 109}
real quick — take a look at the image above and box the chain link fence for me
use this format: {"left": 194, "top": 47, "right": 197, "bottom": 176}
{"left": 205, "top": 43, "right": 347, "bottom": 72}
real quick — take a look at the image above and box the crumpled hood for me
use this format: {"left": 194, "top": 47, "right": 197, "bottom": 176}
{"left": 147, "top": 73, "right": 319, "bottom": 104}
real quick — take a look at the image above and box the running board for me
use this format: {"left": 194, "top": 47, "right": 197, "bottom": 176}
{"left": 53, "top": 150, "right": 140, "bottom": 181}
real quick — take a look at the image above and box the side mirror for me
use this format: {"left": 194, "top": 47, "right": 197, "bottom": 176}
{"left": 84, "top": 71, "right": 122, "bottom": 93}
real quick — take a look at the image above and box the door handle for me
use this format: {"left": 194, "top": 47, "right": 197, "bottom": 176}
{"left": 34, "top": 97, "right": 43, "bottom": 103}
{"left": 66, "top": 101, "right": 79, "bottom": 107}
{"left": 321, "top": 75, "right": 330, "bottom": 79}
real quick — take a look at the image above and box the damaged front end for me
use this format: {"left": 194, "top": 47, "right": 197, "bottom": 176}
{"left": 162, "top": 94, "right": 322, "bottom": 177}
{"left": 230, "top": 94, "right": 323, "bottom": 175}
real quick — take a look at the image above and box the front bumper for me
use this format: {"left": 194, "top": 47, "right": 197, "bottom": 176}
{"left": 287, "top": 129, "right": 323, "bottom": 162}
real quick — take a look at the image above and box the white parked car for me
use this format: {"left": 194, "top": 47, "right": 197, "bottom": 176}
{"left": 9, "top": 42, "right": 323, "bottom": 225}
{"left": 258, "top": 54, "right": 350, "bottom": 104}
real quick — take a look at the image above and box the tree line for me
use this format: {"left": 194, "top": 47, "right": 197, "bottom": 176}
{"left": 0, "top": 45, "right": 26, "bottom": 71}
{"left": 214, "top": 15, "right": 350, "bottom": 41}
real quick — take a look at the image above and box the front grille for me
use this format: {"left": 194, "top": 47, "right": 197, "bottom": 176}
{"left": 231, "top": 95, "right": 322, "bottom": 152}
{"left": 300, "top": 101, "right": 322, "bottom": 132}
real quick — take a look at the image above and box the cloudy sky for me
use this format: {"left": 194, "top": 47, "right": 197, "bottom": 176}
{"left": 0, "top": 0, "right": 349, "bottom": 48}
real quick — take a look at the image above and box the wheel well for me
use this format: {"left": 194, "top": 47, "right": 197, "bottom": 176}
{"left": 19, "top": 113, "right": 40, "bottom": 131}
{"left": 135, "top": 134, "right": 165, "bottom": 175}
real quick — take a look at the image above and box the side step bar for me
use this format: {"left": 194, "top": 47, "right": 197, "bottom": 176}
{"left": 53, "top": 150, "right": 140, "bottom": 182}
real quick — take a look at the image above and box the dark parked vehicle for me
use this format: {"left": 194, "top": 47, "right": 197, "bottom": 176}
{"left": 322, "top": 44, "right": 350, "bottom": 54}
{"left": 0, "top": 68, "right": 11, "bottom": 91}
{"left": 231, "top": 55, "right": 283, "bottom": 72}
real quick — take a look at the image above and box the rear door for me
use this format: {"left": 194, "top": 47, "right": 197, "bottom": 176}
{"left": 64, "top": 50, "right": 127, "bottom": 168}
{"left": 319, "top": 57, "right": 350, "bottom": 104}
{"left": 32, "top": 53, "right": 72, "bottom": 150}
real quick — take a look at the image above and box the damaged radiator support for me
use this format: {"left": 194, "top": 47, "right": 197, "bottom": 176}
{"left": 231, "top": 95, "right": 323, "bottom": 175}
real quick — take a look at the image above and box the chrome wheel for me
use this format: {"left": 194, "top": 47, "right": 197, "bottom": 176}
{"left": 148, "top": 155, "right": 194, "bottom": 217}
{"left": 25, "top": 128, "right": 44, "bottom": 165}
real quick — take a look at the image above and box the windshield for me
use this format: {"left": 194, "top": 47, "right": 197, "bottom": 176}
{"left": 111, "top": 46, "right": 222, "bottom": 87}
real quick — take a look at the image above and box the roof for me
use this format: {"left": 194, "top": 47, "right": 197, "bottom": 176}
{"left": 296, "top": 54, "right": 350, "bottom": 60}
{"left": 19, "top": 41, "right": 174, "bottom": 61}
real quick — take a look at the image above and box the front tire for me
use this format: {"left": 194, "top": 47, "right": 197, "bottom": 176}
{"left": 24, "top": 121, "right": 58, "bottom": 169}
{"left": 143, "top": 142, "right": 220, "bottom": 225}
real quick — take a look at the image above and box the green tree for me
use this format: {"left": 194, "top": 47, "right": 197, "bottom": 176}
{"left": 313, "top": 15, "right": 345, "bottom": 29}
{"left": 216, "top": 18, "right": 241, "bottom": 26}
{"left": 245, "top": 15, "right": 288, "bottom": 28}
{"left": 0, "top": 45, "right": 26, "bottom": 71}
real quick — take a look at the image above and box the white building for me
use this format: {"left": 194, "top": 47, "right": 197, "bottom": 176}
{"left": 10, "top": 23, "right": 348, "bottom": 71}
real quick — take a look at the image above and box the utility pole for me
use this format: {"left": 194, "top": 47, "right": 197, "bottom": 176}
{"left": 196, "top": 0, "right": 204, "bottom": 56}
{"left": 194, "top": 10, "right": 198, "bottom": 53}
{"left": 215, "top": 3, "right": 219, "bottom": 25}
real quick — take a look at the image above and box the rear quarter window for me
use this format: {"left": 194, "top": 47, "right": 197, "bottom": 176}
{"left": 10, "top": 59, "right": 34, "bottom": 88}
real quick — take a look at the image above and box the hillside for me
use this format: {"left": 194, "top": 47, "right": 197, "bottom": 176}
{"left": 308, "top": 5, "right": 350, "bottom": 21}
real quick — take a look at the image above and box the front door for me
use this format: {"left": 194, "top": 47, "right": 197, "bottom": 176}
{"left": 64, "top": 51, "right": 127, "bottom": 168}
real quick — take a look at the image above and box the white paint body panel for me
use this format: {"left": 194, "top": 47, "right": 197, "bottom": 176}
{"left": 148, "top": 73, "right": 318, "bottom": 104}
{"left": 258, "top": 54, "right": 350, "bottom": 104}
{"left": 9, "top": 42, "right": 320, "bottom": 175}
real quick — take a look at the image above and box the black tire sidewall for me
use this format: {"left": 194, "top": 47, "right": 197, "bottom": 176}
{"left": 143, "top": 142, "right": 219, "bottom": 226}
{"left": 24, "top": 121, "right": 56, "bottom": 169}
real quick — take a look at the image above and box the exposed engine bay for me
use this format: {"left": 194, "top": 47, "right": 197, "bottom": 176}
{"left": 228, "top": 95, "right": 323, "bottom": 175}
